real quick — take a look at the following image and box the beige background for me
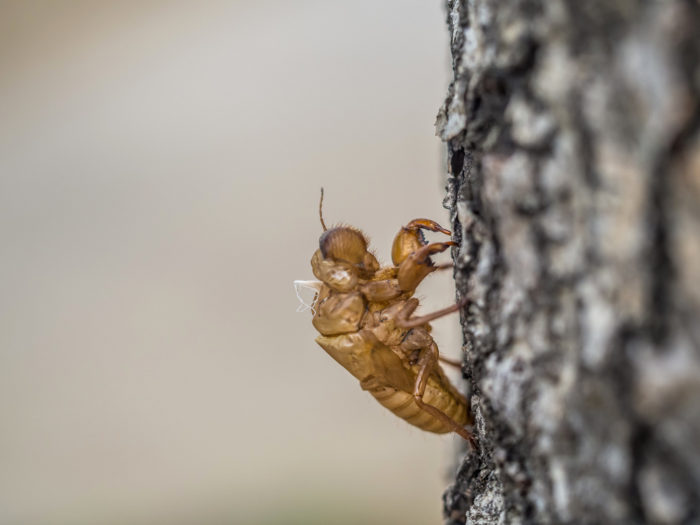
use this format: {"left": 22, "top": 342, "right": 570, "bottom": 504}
{"left": 0, "top": 2, "right": 465, "bottom": 524}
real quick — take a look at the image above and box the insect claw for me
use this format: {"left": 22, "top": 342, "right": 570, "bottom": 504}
{"left": 415, "top": 241, "right": 455, "bottom": 260}
{"left": 403, "top": 218, "right": 451, "bottom": 236}
{"left": 392, "top": 219, "right": 452, "bottom": 266}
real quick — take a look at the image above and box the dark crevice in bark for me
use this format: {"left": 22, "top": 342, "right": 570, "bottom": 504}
{"left": 629, "top": 419, "right": 653, "bottom": 522}
{"left": 450, "top": 148, "right": 465, "bottom": 179}
{"left": 614, "top": 325, "right": 650, "bottom": 522}
{"left": 569, "top": 88, "right": 600, "bottom": 189}
{"left": 648, "top": 159, "right": 672, "bottom": 345}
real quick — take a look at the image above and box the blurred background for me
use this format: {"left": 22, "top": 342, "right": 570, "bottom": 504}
{"left": 0, "top": 2, "right": 464, "bottom": 524}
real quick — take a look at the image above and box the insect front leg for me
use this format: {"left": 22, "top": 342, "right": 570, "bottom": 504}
{"left": 396, "top": 241, "right": 456, "bottom": 292}
{"left": 391, "top": 218, "right": 457, "bottom": 292}
{"left": 413, "top": 343, "right": 477, "bottom": 448}
{"left": 391, "top": 218, "right": 451, "bottom": 266}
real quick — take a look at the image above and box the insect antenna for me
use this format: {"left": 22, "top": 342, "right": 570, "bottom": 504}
{"left": 319, "top": 187, "right": 328, "bottom": 232}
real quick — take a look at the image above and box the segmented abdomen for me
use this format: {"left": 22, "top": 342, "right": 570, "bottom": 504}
{"left": 314, "top": 332, "right": 470, "bottom": 435}
{"left": 367, "top": 380, "right": 469, "bottom": 434}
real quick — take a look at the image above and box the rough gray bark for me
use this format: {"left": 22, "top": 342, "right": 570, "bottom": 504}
{"left": 437, "top": 1, "right": 700, "bottom": 523}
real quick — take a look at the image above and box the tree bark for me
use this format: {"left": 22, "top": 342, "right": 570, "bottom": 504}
{"left": 438, "top": 1, "right": 700, "bottom": 523}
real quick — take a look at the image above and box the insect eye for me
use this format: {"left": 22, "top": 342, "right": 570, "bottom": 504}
{"left": 320, "top": 227, "right": 368, "bottom": 265}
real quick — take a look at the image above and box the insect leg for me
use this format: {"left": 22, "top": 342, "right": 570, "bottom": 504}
{"left": 402, "top": 218, "right": 451, "bottom": 235}
{"left": 395, "top": 296, "right": 469, "bottom": 329}
{"left": 397, "top": 241, "right": 455, "bottom": 291}
{"left": 413, "top": 343, "right": 476, "bottom": 447}
{"left": 438, "top": 355, "right": 462, "bottom": 369}
{"left": 433, "top": 262, "right": 454, "bottom": 271}
{"left": 392, "top": 219, "right": 451, "bottom": 266}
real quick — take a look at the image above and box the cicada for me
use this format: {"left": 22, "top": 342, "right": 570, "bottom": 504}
{"left": 295, "top": 190, "right": 474, "bottom": 446}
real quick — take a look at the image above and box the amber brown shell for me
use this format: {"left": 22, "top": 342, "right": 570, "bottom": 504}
{"left": 319, "top": 227, "right": 368, "bottom": 265}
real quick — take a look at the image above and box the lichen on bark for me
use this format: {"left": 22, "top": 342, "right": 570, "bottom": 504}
{"left": 438, "top": 1, "right": 700, "bottom": 523}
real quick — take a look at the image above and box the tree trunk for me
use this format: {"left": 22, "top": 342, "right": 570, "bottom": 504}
{"left": 438, "top": 1, "right": 700, "bottom": 523}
